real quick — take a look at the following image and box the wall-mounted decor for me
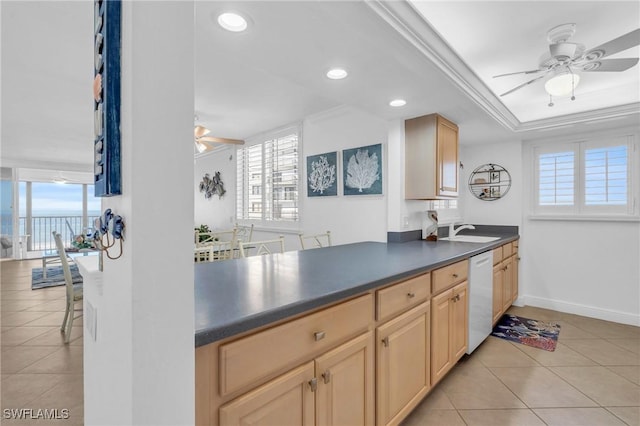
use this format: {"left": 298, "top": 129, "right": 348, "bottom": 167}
{"left": 93, "top": 0, "right": 122, "bottom": 197}
{"left": 91, "top": 208, "right": 126, "bottom": 269}
{"left": 199, "top": 172, "right": 226, "bottom": 199}
{"left": 343, "top": 143, "right": 383, "bottom": 196}
{"left": 306, "top": 151, "right": 337, "bottom": 197}
{"left": 468, "top": 163, "right": 511, "bottom": 201}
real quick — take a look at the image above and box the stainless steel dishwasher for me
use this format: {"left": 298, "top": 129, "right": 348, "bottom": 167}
{"left": 467, "top": 250, "right": 493, "bottom": 354}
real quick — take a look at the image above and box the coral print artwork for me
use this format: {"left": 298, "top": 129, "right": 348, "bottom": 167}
{"left": 306, "top": 151, "right": 338, "bottom": 197}
{"left": 343, "top": 143, "right": 383, "bottom": 196}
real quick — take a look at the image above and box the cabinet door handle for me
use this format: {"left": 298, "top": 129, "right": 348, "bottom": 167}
{"left": 452, "top": 294, "right": 460, "bottom": 302}
{"left": 314, "top": 331, "right": 326, "bottom": 341}
{"left": 309, "top": 377, "right": 318, "bottom": 392}
{"left": 407, "top": 292, "right": 415, "bottom": 298}
{"left": 452, "top": 273, "right": 459, "bottom": 279}
{"left": 322, "top": 370, "right": 331, "bottom": 384}
{"left": 381, "top": 337, "right": 389, "bottom": 347}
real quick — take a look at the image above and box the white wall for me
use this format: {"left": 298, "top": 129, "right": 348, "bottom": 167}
{"left": 300, "top": 106, "right": 388, "bottom": 245}
{"left": 459, "top": 140, "right": 523, "bottom": 226}
{"left": 195, "top": 106, "right": 389, "bottom": 249}
{"left": 194, "top": 146, "right": 236, "bottom": 230}
{"left": 518, "top": 129, "right": 640, "bottom": 326}
{"left": 84, "top": 2, "right": 195, "bottom": 425}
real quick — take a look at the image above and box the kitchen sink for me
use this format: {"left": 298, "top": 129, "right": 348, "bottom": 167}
{"left": 440, "top": 235, "right": 501, "bottom": 243}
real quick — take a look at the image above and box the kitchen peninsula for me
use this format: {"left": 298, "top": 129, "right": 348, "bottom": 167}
{"left": 195, "top": 231, "right": 519, "bottom": 425}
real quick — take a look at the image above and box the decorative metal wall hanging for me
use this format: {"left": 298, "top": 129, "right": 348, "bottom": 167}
{"left": 199, "top": 172, "right": 226, "bottom": 199}
{"left": 93, "top": 0, "right": 122, "bottom": 197}
{"left": 306, "top": 151, "right": 338, "bottom": 197}
{"left": 468, "top": 163, "right": 511, "bottom": 201}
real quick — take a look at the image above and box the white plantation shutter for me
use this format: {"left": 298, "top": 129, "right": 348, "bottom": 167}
{"left": 532, "top": 135, "right": 637, "bottom": 218}
{"left": 237, "top": 127, "right": 299, "bottom": 223}
{"left": 584, "top": 144, "right": 627, "bottom": 207}
{"left": 538, "top": 151, "right": 575, "bottom": 206}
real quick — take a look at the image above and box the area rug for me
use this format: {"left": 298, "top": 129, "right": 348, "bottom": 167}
{"left": 31, "top": 265, "right": 83, "bottom": 290}
{"left": 491, "top": 314, "right": 561, "bottom": 351}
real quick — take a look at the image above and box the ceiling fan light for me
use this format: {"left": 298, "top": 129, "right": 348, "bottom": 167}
{"left": 544, "top": 73, "right": 580, "bottom": 97}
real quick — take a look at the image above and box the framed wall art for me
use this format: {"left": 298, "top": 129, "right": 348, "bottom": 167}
{"left": 306, "top": 151, "right": 338, "bottom": 197}
{"left": 342, "top": 143, "right": 382, "bottom": 196}
{"left": 93, "top": 0, "right": 122, "bottom": 197}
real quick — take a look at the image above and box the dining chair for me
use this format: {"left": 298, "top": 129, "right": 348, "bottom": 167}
{"left": 53, "top": 231, "right": 83, "bottom": 343}
{"left": 194, "top": 240, "right": 234, "bottom": 262}
{"left": 298, "top": 231, "right": 332, "bottom": 250}
{"left": 235, "top": 223, "right": 254, "bottom": 243}
{"left": 238, "top": 236, "right": 285, "bottom": 257}
{"left": 195, "top": 228, "right": 238, "bottom": 248}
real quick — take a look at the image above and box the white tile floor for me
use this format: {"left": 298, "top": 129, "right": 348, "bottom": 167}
{"left": 2, "top": 259, "right": 639, "bottom": 425}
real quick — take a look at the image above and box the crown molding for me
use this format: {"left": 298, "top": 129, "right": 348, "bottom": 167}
{"left": 514, "top": 103, "right": 640, "bottom": 132}
{"left": 367, "top": 1, "right": 640, "bottom": 134}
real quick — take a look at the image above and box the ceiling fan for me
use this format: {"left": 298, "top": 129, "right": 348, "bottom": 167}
{"left": 494, "top": 24, "right": 640, "bottom": 101}
{"left": 194, "top": 125, "right": 244, "bottom": 153}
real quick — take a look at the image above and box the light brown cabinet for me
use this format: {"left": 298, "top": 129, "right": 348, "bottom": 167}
{"left": 376, "top": 302, "right": 430, "bottom": 426}
{"left": 492, "top": 241, "right": 520, "bottom": 325}
{"left": 220, "top": 332, "right": 374, "bottom": 426}
{"left": 431, "top": 281, "right": 468, "bottom": 385}
{"left": 405, "top": 113, "right": 459, "bottom": 199}
{"left": 219, "top": 361, "right": 316, "bottom": 425}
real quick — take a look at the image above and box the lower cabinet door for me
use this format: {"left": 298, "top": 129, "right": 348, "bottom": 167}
{"left": 431, "top": 289, "right": 452, "bottom": 386}
{"left": 502, "top": 257, "right": 513, "bottom": 313}
{"left": 219, "top": 362, "right": 315, "bottom": 426}
{"left": 492, "top": 263, "right": 503, "bottom": 324}
{"left": 451, "top": 281, "right": 468, "bottom": 361}
{"left": 377, "top": 301, "right": 431, "bottom": 426}
{"left": 315, "top": 332, "right": 374, "bottom": 426}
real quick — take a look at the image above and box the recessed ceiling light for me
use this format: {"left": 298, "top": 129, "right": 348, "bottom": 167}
{"left": 389, "top": 99, "right": 407, "bottom": 107}
{"left": 326, "top": 68, "right": 348, "bottom": 80}
{"left": 217, "top": 12, "right": 248, "bottom": 32}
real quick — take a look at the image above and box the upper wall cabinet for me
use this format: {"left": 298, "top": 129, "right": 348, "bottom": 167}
{"left": 405, "top": 114, "right": 459, "bottom": 199}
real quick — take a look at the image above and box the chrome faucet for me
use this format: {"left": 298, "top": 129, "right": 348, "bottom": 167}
{"left": 449, "top": 223, "right": 476, "bottom": 238}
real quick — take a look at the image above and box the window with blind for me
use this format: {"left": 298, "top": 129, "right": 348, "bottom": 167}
{"left": 532, "top": 135, "right": 637, "bottom": 218}
{"left": 236, "top": 127, "right": 300, "bottom": 224}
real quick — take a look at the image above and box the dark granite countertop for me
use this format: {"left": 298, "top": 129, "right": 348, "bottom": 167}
{"left": 195, "top": 232, "right": 518, "bottom": 347}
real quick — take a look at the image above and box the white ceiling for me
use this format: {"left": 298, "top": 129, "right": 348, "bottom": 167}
{"left": 1, "top": 1, "right": 639, "bottom": 171}
{"left": 410, "top": 0, "right": 640, "bottom": 123}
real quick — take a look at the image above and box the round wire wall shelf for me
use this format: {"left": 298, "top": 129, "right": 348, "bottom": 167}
{"left": 468, "top": 163, "right": 511, "bottom": 201}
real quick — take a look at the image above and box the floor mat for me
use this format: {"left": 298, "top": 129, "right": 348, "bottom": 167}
{"left": 491, "top": 314, "right": 561, "bottom": 351}
{"left": 31, "top": 265, "right": 82, "bottom": 290}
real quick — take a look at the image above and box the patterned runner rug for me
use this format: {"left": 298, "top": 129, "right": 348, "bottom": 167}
{"left": 491, "top": 314, "right": 561, "bottom": 351}
{"left": 31, "top": 265, "right": 83, "bottom": 290}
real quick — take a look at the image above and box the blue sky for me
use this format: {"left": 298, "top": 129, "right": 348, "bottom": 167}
{"left": 19, "top": 182, "right": 101, "bottom": 215}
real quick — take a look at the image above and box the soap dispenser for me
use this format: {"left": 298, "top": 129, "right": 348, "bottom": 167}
{"left": 422, "top": 210, "right": 438, "bottom": 241}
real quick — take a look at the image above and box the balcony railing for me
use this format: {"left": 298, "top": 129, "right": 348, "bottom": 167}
{"left": 18, "top": 215, "right": 100, "bottom": 251}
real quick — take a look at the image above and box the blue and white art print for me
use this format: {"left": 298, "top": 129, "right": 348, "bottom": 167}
{"left": 343, "top": 143, "right": 382, "bottom": 196}
{"left": 306, "top": 151, "right": 338, "bottom": 197}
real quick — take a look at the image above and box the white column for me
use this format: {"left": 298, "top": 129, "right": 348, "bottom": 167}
{"left": 84, "top": 2, "right": 195, "bottom": 425}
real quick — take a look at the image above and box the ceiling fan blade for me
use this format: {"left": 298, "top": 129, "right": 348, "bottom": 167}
{"left": 579, "top": 57, "right": 639, "bottom": 72}
{"left": 499, "top": 74, "right": 547, "bottom": 97}
{"left": 199, "top": 136, "right": 245, "bottom": 145}
{"left": 493, "top": 69, "right": 544, "bottom": 78}
{"left": 194, "top": 125, "right": 211, "bottom": 138}
{"left": 584, "top": 28, "right": 640, "bottom": 60}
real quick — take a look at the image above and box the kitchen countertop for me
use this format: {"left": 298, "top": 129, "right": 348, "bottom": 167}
{"left": 195, "top": 233, "right": 518, "bottom": 347}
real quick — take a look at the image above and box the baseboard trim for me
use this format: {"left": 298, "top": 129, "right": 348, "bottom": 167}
{"left": 521, "top": 295, "right": 640, "bottom": 326}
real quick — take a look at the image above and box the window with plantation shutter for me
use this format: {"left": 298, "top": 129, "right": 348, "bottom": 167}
{"left": 237, "top": 126, "right": 300, "bottom": 225}
{"left": 532, "top": 134, "right": 637, "bottom": 219}
{"left": 538, "top": 150, "right": 575, "bottom": 206}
